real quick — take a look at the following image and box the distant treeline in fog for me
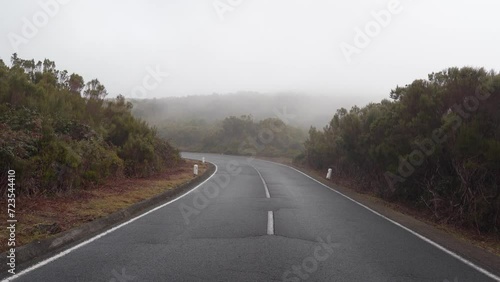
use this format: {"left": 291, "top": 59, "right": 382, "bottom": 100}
{"left": 139, "top": 114, "right": 307, "bottom": 158}
{"left": 183, "top": 115, "right": 305, "bottom": 157}
{"left": 131, "top": 91, "right": 365, "bottom": 129}
{"left": 299, "top": 67, "right": 500, "bottom": 234}
{"left": 130, "top": 92, "right": 341, "bottom": 156}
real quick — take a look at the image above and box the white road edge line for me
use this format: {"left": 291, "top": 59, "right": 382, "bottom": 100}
{"left": 251, "top": 165, "right": 270, "bottom": 198}
{"left": 258, "top": 159, "right": 500, "bottom": 282}
{"left": 267, "top": 211, "right": 274, "bottom": 235}
{"left": 4, "top": 163, "right": 219, "bottom": 282}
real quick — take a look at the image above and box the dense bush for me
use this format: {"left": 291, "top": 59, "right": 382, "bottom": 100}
{"left": 301, "top": 67, "right": 500, "bottom": 234}
{"left": 0, "top": 55, "right": 180, "bottom": 196}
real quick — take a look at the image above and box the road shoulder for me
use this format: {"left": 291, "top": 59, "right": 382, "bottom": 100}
{"left": 0, "top": 160, "right": 215, "bottom": 276}
{"left": 263, "top": 158, "right": 500, "bottom": 278}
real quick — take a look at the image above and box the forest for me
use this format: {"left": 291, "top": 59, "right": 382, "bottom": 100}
{"left": 157, "top": 115, "right": 307, "bottom": 157}
{"left": 299, "top": 67, "right": 500, "bottom": 233}
{"left": 0, "top": 55, "right": 180, "bottom": 196}
{"left": 131, "top": 93, "right": 311, "bottom": 157}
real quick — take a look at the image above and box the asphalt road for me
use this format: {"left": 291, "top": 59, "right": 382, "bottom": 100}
{"left": 6, "top": 153, "right": 499, "bottom": 281}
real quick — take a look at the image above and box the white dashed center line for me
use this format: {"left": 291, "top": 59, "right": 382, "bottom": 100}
{"left": 251, "top": 165, "right": 274, "bottom": 235}
{"left": 267, "top": 211, "right": 274, "bottom": 235}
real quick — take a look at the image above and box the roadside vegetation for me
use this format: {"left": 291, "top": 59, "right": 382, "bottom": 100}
{"left": 0, "top": 54, "right": 181, "bottom": 196}
{"left": 298, "top": 67, "right": 500, "bottom": 235}
{"left": 2, "top": 54, "right": 497, "bottom": 247}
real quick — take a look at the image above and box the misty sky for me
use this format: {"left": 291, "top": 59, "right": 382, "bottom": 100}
{"left": 1, "top": 0, "right": 499, "bottom": 105}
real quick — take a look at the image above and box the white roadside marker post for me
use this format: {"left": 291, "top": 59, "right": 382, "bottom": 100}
{"left": 202, "top": 157, "right": 205, "bottom": 164}
{"left": 193, "top": 164, "right": 199, "bottom": 177}
{"left": 326, "top": 168, "right": 332, "bottom": 180}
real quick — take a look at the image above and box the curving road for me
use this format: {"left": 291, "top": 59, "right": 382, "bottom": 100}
{"left": 6, "top": 153, "right": 499, "bottom": 281}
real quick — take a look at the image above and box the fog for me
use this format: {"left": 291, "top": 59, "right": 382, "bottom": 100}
{"left": 132, "top": 92, "right": 369, "bottom": 129}
{"left": 1, "top": 0, "right": 499, "bottom": 107}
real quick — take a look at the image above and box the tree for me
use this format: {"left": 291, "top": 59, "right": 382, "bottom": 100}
{"left": 302, "top": 67, "right": 500, "bottom": 233}
{"left": 68, "top": 73, "right": 84, "bottom": 95}
{"left": 83, "top": 79, "right": 107, "bottom": 100}
{"left": 0, "top": 54, "right": 180, "bottom": 196}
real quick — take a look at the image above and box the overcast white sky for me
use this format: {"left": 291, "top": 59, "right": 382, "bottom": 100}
{"left": 1, "top": 0, "right": 499, "bottom": 104}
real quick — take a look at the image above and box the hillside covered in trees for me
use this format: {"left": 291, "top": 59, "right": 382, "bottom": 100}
{"left": 131, "top": 94, "right": 310, "bottom": 157}
{"left": 158, "top": 115, "right": 306, "bottom": 157}
{"left": 131, "top": 92, "right": 366, "bottom": 129}
{"left": 0, "top": 55, "right": 180, "bottom": 196}
{"left": 300, "top": 67, "right": 500, "bottom": 234}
